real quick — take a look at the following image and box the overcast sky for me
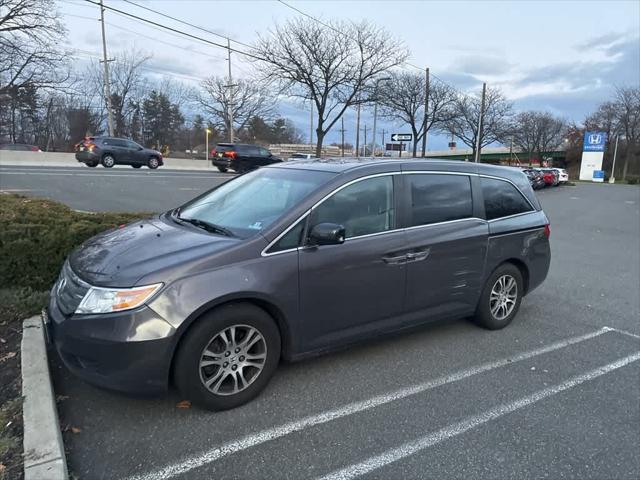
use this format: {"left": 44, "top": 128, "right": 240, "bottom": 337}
{"left": 60, "top": 0, "right": 640, "bottom": 149}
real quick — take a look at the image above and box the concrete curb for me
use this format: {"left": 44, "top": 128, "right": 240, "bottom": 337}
{"left": 21, "top": 316, "right": 68, "bottom": 480}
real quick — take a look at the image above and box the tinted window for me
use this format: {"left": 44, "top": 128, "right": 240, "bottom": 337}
{"left": 481, "top": 177, "right": 533, "bottom": 220}
{"left": 311, "top": 176, "right": 394, "bottom": 239}
{"left": 245, "top": 146, "right": 260, "bottom": 156}
{"left": 408, "top": 174, "right": 473, "bottom": 226}
{"left": 215, "top": 144, "right": 234, "bottom": 152}
{"left": 269, "top": 217, "right": 307, "bottom": 253}
{"left": 259, "top": 147, "right": 270, "bottom": 157}
{"left": 127, "top": 140, "right": 141, "bottom": 149}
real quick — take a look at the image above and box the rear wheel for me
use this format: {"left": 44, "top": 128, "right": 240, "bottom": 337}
{"left": 86, "top": 162, "right": 98, "bottom": 168}
{"left": 217, "top": 166, "right": 228, "bottom": 173}
{"left": 101, "top": 154, "right": 115, "bottom": 168}
{"left": 473, "top": 263, "right": 523, "bottom": 330}
{"left": 148, "top": 157, "right": 159, "bottom": 169}
{"left": 132, "top": 164, "right": 142, "bottom": 169}
{"left": 174, "top": 303, "right": 281, "bottom": 411}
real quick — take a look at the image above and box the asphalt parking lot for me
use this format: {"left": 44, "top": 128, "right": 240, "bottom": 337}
{"left": 5, "top": 166, "right": 638, "bottom": 479}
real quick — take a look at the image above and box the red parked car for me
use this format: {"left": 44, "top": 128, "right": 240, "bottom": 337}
{"left": 538, "top": 168, "right": 559, "bottom": 186}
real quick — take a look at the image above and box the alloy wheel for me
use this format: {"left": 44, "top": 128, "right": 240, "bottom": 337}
{"left": 199, "top": 324, "right": 267, "bottom": 396}
{"left": 489, "top": 274, "right": 518, "bottom": 320}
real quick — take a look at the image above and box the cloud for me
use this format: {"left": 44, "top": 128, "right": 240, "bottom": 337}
{"left": 453, "top": 55, "right": 513, "bottom": 76}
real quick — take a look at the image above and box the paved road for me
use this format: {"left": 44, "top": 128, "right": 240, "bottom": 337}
{"left": 28, "top": 170, "right": 639, "bottom": 479}
{"left": 0, "top": 165, "right": 232, "bottom": 212}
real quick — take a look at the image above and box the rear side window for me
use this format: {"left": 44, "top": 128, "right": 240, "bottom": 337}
{"left": 481, "top": 177, "right": 533, "bottom": 220}
{"left": 259, "top": 147, "right": 270, "bottom": 156}
{"left": 407, "top": 174, "right": 473, "bottom": 227}
{"left": 245, "top": 146, "right": 260, "bottom": 156}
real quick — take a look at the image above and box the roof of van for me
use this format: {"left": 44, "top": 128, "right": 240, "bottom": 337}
{"left": 271, "top": 157, "right": 518, "bottom": 175}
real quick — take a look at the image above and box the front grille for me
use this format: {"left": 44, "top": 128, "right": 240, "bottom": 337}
{"left": 55, "top": 261, "right": 90, "bottom": 315}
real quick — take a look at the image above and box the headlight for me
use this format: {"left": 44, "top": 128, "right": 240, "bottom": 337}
{"left": 75, "top": 283, "right": 163, "bottom": 314}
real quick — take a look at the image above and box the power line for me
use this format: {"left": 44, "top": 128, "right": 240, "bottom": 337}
{"left": 82, "top": 0, "right": 265, "bottom": 62}
{"left": 275, "top": 0, "right": 475, "bottom": 101}
{"left": 122, "top": 0, "right": 254, "bottom": 51}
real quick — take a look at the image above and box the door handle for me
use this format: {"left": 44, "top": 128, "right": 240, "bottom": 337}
{"left": 405, "top": 249, "right": 430, "bottom": 262}
{"left": 382, "top": 254, "right": 407, "bottom": 265}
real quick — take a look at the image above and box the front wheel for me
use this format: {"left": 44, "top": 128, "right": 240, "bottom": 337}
{"left": 473, "top": 263, "right": 523, "bottom": 330}
{"left": 148, "top": 157, "right": 159, "bottom": 169}
{"left": 174, "top": 303, "right": 281, "bottom": 411}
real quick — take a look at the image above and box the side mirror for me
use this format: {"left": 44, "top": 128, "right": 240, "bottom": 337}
{"left": 138, "top": 146, "right": 144, "bottom": 150}
{"left": 308, "top": 223, "right": 345, "bottom": 246}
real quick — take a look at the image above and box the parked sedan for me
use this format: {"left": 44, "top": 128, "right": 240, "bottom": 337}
{"left": 552, "top": 168, "right": 569, "bottom": 183}
{"left": 47, "top": 159, "right": 550, "bottom": 411}
{"left": 75, "top": 136, "right": 163, "bottom": 169}
{"left": 538, "top": 168, "right": 559, "bottom": 186}
{"left": 522, "top": 168, "right": 546, "bottom": 189}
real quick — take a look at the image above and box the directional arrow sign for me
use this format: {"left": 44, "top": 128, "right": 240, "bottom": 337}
{"left": 391, "top": 133, "right": 412, "bottom": 142}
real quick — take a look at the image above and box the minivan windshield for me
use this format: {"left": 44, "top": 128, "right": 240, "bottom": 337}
{"left": 175, "top": 167, "right": 334, "bottom": 238}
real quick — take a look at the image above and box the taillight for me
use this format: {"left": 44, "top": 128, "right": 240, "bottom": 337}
{"left": 87, "top": 142, "right": 96, "bottom": 152}
{"left": 224, "top": 150, "right": 236, "bottom": 158}
{"left": 30, "top": 146, "right": 39, "bottom": 152}
{"left": 544, "top": 224, "right": 551, "bottom": 238}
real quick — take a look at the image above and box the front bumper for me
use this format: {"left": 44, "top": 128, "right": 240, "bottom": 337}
{"left": 47, "top": 293, "right": 177, "bottom": 394}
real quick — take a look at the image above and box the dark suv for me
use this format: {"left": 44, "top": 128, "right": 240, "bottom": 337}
{"left": 47, "top": 159, "right": 550, "bottom": 410}
{"left": 211, "top": 143, "right": 282, "bottom": 173}
{"left": 75, "top": 136, "right": 163, "bottom": 169}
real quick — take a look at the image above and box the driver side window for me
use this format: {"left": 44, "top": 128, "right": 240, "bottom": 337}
{"left": 310, "top": 176, "right": 395, "bottom": 239}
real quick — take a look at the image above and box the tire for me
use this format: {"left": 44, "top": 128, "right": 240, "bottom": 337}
{"left": 132, "top": 164, "right": 142, "bottom": 169}
{"left": 101, "top": 154, "right": 115, "bottom": 168}
{"left": 217, "top": 166, "right": 228, "bottom": 173}
{"left": 174, "top": 303, "right": 281, "bottom": 411}
{"left": 86, "top": 162, "right": 98, "bottom": 168}
{"left": 148, "top": 157, "right": 159, "bottom": 169}
{"left": 473, "top": 263, "right": 523, "bottom": 330}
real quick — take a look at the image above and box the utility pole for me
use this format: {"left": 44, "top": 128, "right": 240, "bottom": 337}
{"left": 509, "top": 135, "right": 513, "bottom": 166}
{"left": 421, "top": 67, "right": 429, "bottom": 157}
{"left": 355, "top": 103, "right": 361, "bottom": 158}
{"left": 99, "top": 0, "right": 114, "bottom": 136}
{"left": 361, "top": 125, "right": 369, "bottom": 156}
{"left": 474, "top": 82, "right": 487, "bottom": 163}
{"left": 340, "top": 117, "right": 346, "bottom": 157}
{"left": 309, "top": 98, "right": 314, "bottom": 150}
{"left": 227, "top": 38, "right": 234, "bottom": 143}
{"left": 381, "top": 129, "right": 386, "bottom": 154}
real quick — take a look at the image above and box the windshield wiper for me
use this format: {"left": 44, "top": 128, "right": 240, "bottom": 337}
{"left": 178, "top": 216, "right": 235, "bottom": 237}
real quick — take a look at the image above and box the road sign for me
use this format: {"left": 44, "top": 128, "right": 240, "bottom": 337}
{"left": 391, "top": 133, "right": 412, "bottom": 142}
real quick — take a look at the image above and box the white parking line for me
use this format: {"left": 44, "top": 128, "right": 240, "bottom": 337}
{"left": 125, "top": 327, "right": 614, "bottom": 480}
{"left": 318, "top": 351, "right": 640, "bottom": 480}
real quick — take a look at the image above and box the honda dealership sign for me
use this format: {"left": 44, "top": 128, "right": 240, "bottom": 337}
{"left": 579, "top": 131, "right": 607, "bottom": 181}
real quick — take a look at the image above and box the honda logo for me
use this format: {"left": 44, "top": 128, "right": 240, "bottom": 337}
{"left": 588, "top": 133, "right": 602, "bottom": 145}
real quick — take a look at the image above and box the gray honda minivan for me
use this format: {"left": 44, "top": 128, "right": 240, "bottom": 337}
{"left": 47, "top": 159, "right": 550, "bottom": 410}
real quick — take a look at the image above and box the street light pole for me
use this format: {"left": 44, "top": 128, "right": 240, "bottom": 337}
{"left": 609, "top": 134, "right": 620, "bottom": 184}
{"left": 99, "top": 0, "right": 114, "bottom": 136}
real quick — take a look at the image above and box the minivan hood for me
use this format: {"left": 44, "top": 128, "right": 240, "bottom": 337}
{"left": 69, "top": 216, "right": 238, "bottom": 287}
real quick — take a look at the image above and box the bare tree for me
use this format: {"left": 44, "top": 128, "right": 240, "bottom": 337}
{"left": 0, "top": 0, "right": 68, "bottom": 96}
{"left": 253, "top": 18, "right": 408, "bottom": 156}
{"left": 442, "top": 86, "right": 513, "bottom": 160}
{"left": 510, "top": 111, "right": 566, "bottom": 165}
{"left": 378, "top": 72, "right": 456, "bottom": 156}
{"left": 197, "top": 76, "right": 275, "bottom": 136}
{"left": 614, "top": 86, "right": 640, "bottom": 180}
